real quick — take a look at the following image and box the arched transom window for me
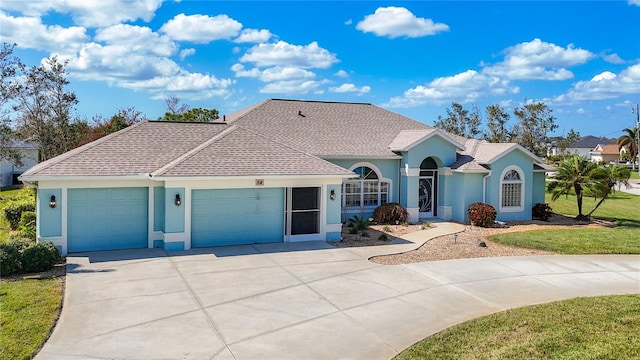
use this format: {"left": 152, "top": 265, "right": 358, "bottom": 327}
{"left": 343, "top": 166, "right": 388, "bottom": 208}
{"left": 501, "top": 167, "right": 523, "bottom": 209}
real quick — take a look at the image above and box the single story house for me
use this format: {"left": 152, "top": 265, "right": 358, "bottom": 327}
{"left": 547, "top": 135, "right": 616, "bottom": 158}
{"left": 1, "top": 141, "right": 38, "bottom": 187}
{"left": 21, "top": 99, "right": 551, "bottom": 255}
{"left": 590, "top": 144, "right": 624, "bottom": 164}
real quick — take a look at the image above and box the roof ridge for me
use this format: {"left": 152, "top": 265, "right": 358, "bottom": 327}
{"left": 224, "top": 99, "right": 270, "bottom": 124}
{"left": 152, "top": 125, "right": 237, "bottom": 176}
{"left": 22, "top": 121, "right": 147, "bottom": 176}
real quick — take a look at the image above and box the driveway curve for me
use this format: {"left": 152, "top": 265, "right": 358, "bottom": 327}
{"left": 37, "top": 226, "right": 639, "bottom": 360}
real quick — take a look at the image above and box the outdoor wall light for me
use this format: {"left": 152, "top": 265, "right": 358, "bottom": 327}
{"left": 49, "top": 195, "right": 57, "bottom": 208}
{"left": 329, "top": 189, "right": 336, "bottom": 201}
{"left": 175, "top": 194, "right": 182, "bottom": 207}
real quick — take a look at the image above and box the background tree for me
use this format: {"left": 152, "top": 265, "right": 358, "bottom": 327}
{"left": 512, "top": 100, "right": 558, "bottom": 157}
{"left": 0, "top": 43, "right": 24, "bottom": 166}
{"left": 483, "top": 104, "right": 512, "bottom": 143}
{"left": 158, "top": 97, "right": 219, "bottom": 122}
{"left": 78, "top": 107, "right": 147, "bottom": 146}
{"left": 617, "top": 127, "right": 638, "bottom": 170}
{"left": 15, "top": 56, "right": 80, "bottom": 161}
{"left": 547, "top": 155, "right": 600, "bottom": 221}
{"left": 557, "top": 129, "right": 581, "bottom": 156}
{"left": 433, "top": 102, "right": 481, "bottom": 139}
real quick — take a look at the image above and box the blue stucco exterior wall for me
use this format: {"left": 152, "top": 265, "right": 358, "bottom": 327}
{"left": 488, "top": 150, "right": 535, "bottom": 221}
{"left": 165, "top": 187, "right": 185, "bottom": 233}
{"left": 447, "top": 173, "right": 485, "bottom": 223}
{"left": 532, "top": 172, "right": 546, "bottom": 205}
{"left": 153, "top": 186, "right": 165, "bottom": 232}
{"left": 326, "top": 184, "right": 342, "bottom": 225}
{"left": 38, "top": 188, "right": 61, "bottom": 237}
{"left": 402, "top": 135, "right": 458, "bottom": 168}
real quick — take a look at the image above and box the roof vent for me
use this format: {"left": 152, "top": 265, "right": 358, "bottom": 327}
{"left": 298, "top": 110, "right": 305, "bottom": 117}
{"left": 223, "top": 115, "right": 226, "bottom": 122}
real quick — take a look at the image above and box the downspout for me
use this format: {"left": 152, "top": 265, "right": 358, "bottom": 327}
{"left": 482, "top": 171, "right": 492, "bottom": 203}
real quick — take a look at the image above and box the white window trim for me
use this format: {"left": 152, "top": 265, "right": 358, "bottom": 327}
{"left": 499, "top": 165, "right": 524, "bottom": 212}
{"left": 342, "top": 162, "right": 392, "bottom": 209}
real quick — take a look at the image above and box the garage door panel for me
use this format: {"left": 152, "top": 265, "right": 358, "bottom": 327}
{"left": 191, "top": 188, "right": 284, "bottom": 247}
{"left": 68, "top": 188, "right": 148, "bottom": 252}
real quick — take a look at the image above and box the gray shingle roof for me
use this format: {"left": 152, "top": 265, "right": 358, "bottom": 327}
{"left": 22, "top": 98, "right": 553, "bottom": 179}
{"left": 155, "top": 126, "right": 354, "bottom": 177}
{"left": 23, "top": 122, "right": 229, "bottom": 176}
{"left": 227, "top": 99, "right": 432, "bottom": 157}
{"left": 570, "top": 136, "right": 616, "bottom": 149}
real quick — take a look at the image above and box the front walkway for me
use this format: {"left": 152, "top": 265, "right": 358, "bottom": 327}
{"left": 36, "top": 224, "right": 639, "bottom": 360}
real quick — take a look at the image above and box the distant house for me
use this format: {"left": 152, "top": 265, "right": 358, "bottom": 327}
{"left": 567, "top": 136, "right": 616, "bottom": 158}
{"left": 21, "top": 99, "right": 552, "bottom": 256}
{"left": 1, "top": 141, "right": 38, "bottom": 187}
{"left": 590, "top": 144, "right": 624, "bottom": 163}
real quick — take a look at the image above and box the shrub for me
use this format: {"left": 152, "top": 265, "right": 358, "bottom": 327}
{"left": 468, "top": 202, "right": 497, "bottom": 228}
{"left": 3, "top": 199, "right": 36, "bottom": 230}
{"left": 349, "top": 215, "right": 372, "bottom": 231}
{"left": 22, "top": 242, "right": 60, "bottom": 273}
{"left": 372, "top": 203, "right": 408, "bottom": 224}
{"left": 378, "top": 234, "right": 389, "bottom": 241}
{"left": 532, "top": 203, "right": 553, "bottom": 221}
{"left": 383, "top": 225, "right": 392, "bottom": 232}
{"left": 0, "top": 243, "right": 22, "bottom": 275}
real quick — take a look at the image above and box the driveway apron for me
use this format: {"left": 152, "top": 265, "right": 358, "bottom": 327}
{"left": 36, "top": 232, "right": 640, "bottom": 360}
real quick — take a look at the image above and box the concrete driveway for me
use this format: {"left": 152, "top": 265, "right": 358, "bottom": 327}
{"left": 37, "top": 229, "right": 639, "bottom": 359}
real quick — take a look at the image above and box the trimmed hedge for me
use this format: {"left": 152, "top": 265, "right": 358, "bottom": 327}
{"left": 468, "top": 202, "right": 497, "bottom": 228}
{"left": 372, "top": 203, "right": 409, "bottom": 224}
{"left": 0, "top": 240, "right": 60, "bottom": 276}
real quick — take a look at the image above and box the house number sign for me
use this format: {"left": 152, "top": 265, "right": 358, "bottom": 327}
{"left": 255, "top": 179, "right": 264, "bottom": 186}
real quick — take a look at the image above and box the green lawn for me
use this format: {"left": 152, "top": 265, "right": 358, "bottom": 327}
{"left": 0, "top": 275, "right": 63, "bottom": 360}
{"left": 491, "top": 190, "right": 640, "bottom": 254}
{"left": 395, "top": 295, "right": 640, "bottom": 360}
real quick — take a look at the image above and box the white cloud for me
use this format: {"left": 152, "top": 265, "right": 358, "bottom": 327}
{"left": 344, "top": 19, "right": 353, "bottom": 25}
{"left": 334, "top": 69, "right": 349, "bottom": 78}
{"left": 356, "top": 6, "right": 449, "bottom": 39}
{"left": 485, "top": 39, "right": 594, "bottom": 80}
{"left": 63, "top": 42, "right": 232, "bottom": 100}
{"left": 329, "top": 83, "right": 371, "bottom": 94}
{"left": 160, "top": 13, "right": 242, "bottom": 43}
{"left": 239, "top": 41, "right": 338, "bottom": 68}
{"left": 95, "top": 24, "right": 176, "bottom": 57}
{"left": 0, "top": 0, "right": 163, "bottom": 27}
{"left": 231, "top": 64, "right": 315, "bottom": 82}
{"left": 386, "top": 69, "right": 519, "bottom": 108}
{"left": 234, "top": 29, "right": 272, "bottom": 43}
{"left": 602, "top": 52, "right": 625, "bottom": 64}
{"left": 576, "top": 108, "right": 585, "bottom": 114}
{"left": 125, "top": 73, "right": 234, "bottom": 99}
{"left": 630, "top": 0, "right": 640, "bottom": 6}
{"left": 260, "top": 79, "right": 328, "bottom": 94}
{"left": 560, "top": 64, "right": 640, "bottom": 101}
{"left": 179, "top": 48, "right": 195, "bottom": 60}
{"left": 0, "top": 12, "right": 88, "bottom": 53}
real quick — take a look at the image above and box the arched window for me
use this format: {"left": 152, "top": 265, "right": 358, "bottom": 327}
{"left": 343, "top": 165, "right": 388, "bottom": 208}
{"left": 500, "top": 167, "right": 523, "bottom": 210}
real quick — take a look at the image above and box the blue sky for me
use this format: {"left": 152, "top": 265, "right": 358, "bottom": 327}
{"left": 2, "top": 1, "right": 639, "bottom": 138}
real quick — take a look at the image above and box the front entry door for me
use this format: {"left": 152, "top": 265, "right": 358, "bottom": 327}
{"left": 418, "top": 176, "right": 434, "bottom": 218}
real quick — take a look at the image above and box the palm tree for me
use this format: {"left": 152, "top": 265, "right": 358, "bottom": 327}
{"left": 618, "top": 127, "right": 638, "bottom": 170}
{"left": 548, "top": 155, "right": 600, "bottom": 221}
{"left": 586, "top": 164, "right": 631, "bottom": 217}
